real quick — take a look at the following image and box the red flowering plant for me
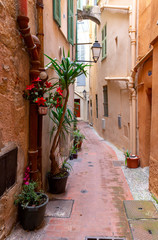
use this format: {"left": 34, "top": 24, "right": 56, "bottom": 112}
{"left": 23, "top": 77, "right": 58, "bottom": 107}
{"left": 14, "top": 166, "right": 45, "bottom": 208}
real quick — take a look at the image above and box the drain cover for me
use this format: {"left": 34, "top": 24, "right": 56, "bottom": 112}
{"left": 81, "top": 189, "right": 88, "bottom": 193}
{"left": 45, "top": 199, "right": 74, "bottom": 218}
{"left": 85, "top": 237, "right": 126, "bottom": 240}
{"left": 129, "top": 219, "right": 158, "bottom": 240}
{"left": 124, "top": 200, "right": 158, "bottom": 219}
{"left": 113, "top": 161, "right": 124, "bottom": 167}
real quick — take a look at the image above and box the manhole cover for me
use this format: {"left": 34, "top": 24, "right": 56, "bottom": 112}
{"left": 124, "top": 200, "right": 158, "bottom": 219}
{"left": 129, "top": 219, "right": 158, "bottom": 240}
{"left": 45, "top": 199, "right": 74, "bottom": 218}
{"left": 113, "top": 161, "right": 124, "bottom": 167}
{"left": 85, "top": 237, "right": 126, "bottom": 240}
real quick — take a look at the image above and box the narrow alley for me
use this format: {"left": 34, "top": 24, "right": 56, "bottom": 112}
{"left": 8, "top": 121, "right": 133, "bottom": 240}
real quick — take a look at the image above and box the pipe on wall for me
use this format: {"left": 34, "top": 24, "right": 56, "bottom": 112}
{"left": 128, "top": 0, "right": 137, "bottom": 155}
{"left": 17, "top": 0, "right": 41, "bottom": 182}
{"left": 19, "top": 0, "right": 27, "bottom": 16}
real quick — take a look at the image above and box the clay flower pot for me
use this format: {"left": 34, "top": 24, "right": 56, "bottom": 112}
{"left": 38, "top": 106, "right": 48, "bottom": 115}
{"left": 127, "top": 155, "right": 140, "bottom": 168}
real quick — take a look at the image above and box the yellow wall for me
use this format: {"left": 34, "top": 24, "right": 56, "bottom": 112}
{"left": 89, "top": 1, "right": 131, "bottom": 150}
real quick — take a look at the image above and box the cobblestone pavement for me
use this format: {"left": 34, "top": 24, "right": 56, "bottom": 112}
{"left": 7, "top": 121, "right": 133, "bottom": 240}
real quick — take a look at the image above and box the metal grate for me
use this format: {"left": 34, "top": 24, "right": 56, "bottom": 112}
{"left": 85, "top": 237, "right": 126, "bottom": 240}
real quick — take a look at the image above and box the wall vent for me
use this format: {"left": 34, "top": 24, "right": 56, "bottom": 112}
{"left": 0, "top": 147, "right": 18, "bottom": 197}
{"left": 102, "top": 118, "right": 106, "bottom": 130}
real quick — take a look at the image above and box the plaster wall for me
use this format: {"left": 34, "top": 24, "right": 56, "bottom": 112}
{"left": 42, "top": 0, "right": 76, "bottom": 188}
{"left": 150, "top": 0, "right": 158, "bottom": 43}
{"left": 137, "top": 59, "right": 152, "bottom": 167}
{"left": 0, "top": 0, "right": 36, "bottom": 237}
{"left": 149, "top": 42, "right": 158, "bottom": 196}
{"left": 138, "top": 0, "right": 151, "bottom": 57}
{"left": 89, "top": 3, "right": 131, "bottom": 150}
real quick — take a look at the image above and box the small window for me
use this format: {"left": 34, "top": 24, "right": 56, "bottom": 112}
{"left": 96, "top": 94, "right": 98, "bottom": 118}
{"left": 103, "top": 86, "right": 108, "bottom": 117}
{"left": 77, "top": 74, "right": 86, "bottom": 86}
{"left": 68, "top": 0, "right": 74, "bottom": 44}
{"left": 102, "top": 24, "right": 107, "bottom": 60}
{"left": 53, "top": 0, "right": 61, "bottom": 26}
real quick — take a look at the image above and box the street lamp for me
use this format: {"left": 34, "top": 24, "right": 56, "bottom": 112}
{"left": 75, "top": 41, "right": 102, "bottom": 63}
{"left": 91, "top": 41, "right": 102, "bottom": 63}
{"left": 83, "top": 89, "right": 87, "bottom": 99}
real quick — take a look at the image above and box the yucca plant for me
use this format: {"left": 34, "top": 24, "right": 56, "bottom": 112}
{"left": 45, "top": 52, "right": 88, "bottom": 175}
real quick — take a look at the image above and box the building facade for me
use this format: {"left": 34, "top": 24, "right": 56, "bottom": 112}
{"left": 135, "top": 0, "right": 158, "bottom": 196}
{"left": 89, "top": 0, "right": 133, "bottom": 151}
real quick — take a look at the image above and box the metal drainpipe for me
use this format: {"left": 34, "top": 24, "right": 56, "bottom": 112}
{"left": 17, "top": 1, "right": 41, "bottom": 182}
{"left": 36, "top": 0, "right": 45, "bottom": 188}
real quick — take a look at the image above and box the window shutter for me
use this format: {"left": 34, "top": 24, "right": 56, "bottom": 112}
{"left": 53, "top": 0, "right": 61, "bottom": 26}
{"left": 68, "top": 0, "right": 74, "bottom": 44}
{"left": 102, "top": 25, "right": 107, "bottom": 59}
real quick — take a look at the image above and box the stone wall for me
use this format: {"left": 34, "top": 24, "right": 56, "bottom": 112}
{"left": 0, "top": 0, "right": 33, "bottom": 238}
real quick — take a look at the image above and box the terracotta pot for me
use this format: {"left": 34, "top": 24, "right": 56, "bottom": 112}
{"left": 127, "top": 155, "right": 140, "bottom": 168}
{"left": 38, "top": 106, "right": 48, "bottom": 115}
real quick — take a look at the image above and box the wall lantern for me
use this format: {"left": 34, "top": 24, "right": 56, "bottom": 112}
{"left": 75, "top": 41, "right": 102, "bottom": 63}
{"left": 91, "top": 41, "right": 102, "bottom": 63}
{"left": 83, "top": 89, "right": 87, "bottom": 99}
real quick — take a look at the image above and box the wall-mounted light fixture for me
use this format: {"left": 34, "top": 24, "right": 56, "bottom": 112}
{"left": 83, "top": 89, "right": 87, "bottom": 99}
{"left": 91, "top": 41, "right": 102, "bottom": 63}
{"left": 74, "top": 41, "right": 102, "bottom": 63}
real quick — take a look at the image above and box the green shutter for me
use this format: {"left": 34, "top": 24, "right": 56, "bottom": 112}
{"left": 53, "top": 0, "right": 61, "bottom": 26}
{"left": 68, "top": 0, "right": 74, "bottom": 45}
{"left": 102, "top": 25, "right": 107, "bottom": 59}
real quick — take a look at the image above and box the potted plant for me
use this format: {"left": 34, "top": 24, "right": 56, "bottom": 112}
{"left": 124, "top": 149, "right": 140, "bottom": 168}
{"left": 44, "top": 51, "right": 87, "bottom": 193}
{"left": 23, "top": 76, "right": 57, "bottom": 115}
{"left": 70, "top": 145, "right": 78, "bottom": 159}
{"left": 14, "top": 167, "right": 48, "bottom": 230}
{"left": 47, "top": 159, "right": 72, "bottom": 194}
{"left": 73, "top": 129, "right": 85, "bottom": 150}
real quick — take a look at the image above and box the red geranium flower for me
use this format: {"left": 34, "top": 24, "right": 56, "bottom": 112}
{"left": 56, "top": 87, "right": 63, "bottom": 96}
{"left": 45, "top": 81, "right": 52, "bottom": 88}
{"left": 26, "top": 84, "right": 35, "bottom": 90}
{"left": 32, "top": 77, "right": 42, "bottom": 82}
{"left": 35, "top": 97, "right": 46, "bottom": 106}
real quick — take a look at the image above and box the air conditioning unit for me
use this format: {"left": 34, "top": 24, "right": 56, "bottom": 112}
{"left": 102, "top": 118, "right": 106, "bottom": 130}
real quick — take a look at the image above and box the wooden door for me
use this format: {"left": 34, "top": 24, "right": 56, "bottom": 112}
{"left": 74, "top": 99, "right": 80, "bottom": 117}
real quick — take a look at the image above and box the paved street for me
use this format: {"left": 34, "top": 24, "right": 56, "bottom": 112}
{"left": 8, "top": 121, "right": 133, "bottom": 240}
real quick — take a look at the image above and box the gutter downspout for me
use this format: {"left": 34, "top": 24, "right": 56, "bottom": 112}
{"left": 36, "top": 0, "right": 45, "bottom": 188}
{"left": 128, "top": 0, "right": 137, "bottom": 155}
{"left": 17, "top": 0, "right": 41, "bottom": 182}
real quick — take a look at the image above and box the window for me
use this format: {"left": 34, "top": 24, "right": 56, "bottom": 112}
{"left": 96, "top": 94, "right": 98, "bottom": 118}
{"left": 77, "top": 74, "right": 86, "bottom": 86}
{"left": 53, "top": 0, "right": 61, "bottom": 26}
{"left": 102, "top": 24, "right": 107, "bottom": 59}
{"left": 68, "top": 0, "right": 74, "bottom": 44}
{"left": 103, "top": 86, "right": 108, "bottom": 117}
